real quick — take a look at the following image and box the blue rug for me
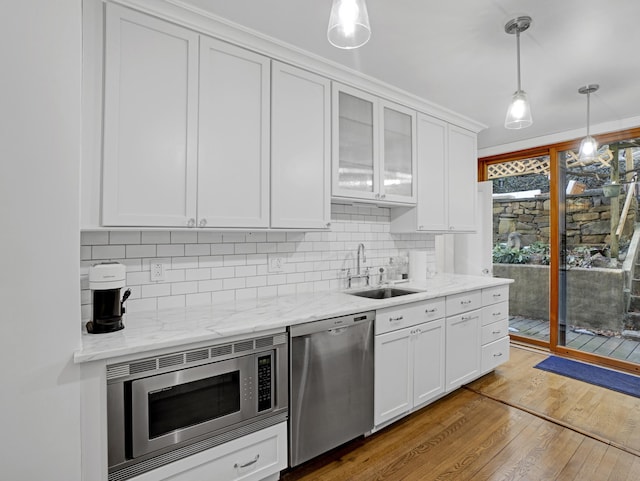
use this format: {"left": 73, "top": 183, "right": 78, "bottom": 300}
{"left": 534, "top": 356, "right": 640, "bottom": 398}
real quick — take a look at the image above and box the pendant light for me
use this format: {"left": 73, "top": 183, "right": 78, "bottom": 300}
{"left": 504, "top": 16, "right": 533, "bottom": 129}
{"left": 327, "top": 0, "right": 371, "bottom": 49}
{"left": 578, "top": 84, "right": 599, "bottom": 161}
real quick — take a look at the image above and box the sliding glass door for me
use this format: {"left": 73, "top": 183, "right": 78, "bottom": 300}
{"left": 558, "top": 138, "right": 640, "bottom": 369}
{"left": 480, "top": 128, "right": 640, "bottom": 374}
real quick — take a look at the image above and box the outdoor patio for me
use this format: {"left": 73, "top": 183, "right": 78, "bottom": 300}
{"left": 509, "top": 316, "right": 640, "bottom": 363}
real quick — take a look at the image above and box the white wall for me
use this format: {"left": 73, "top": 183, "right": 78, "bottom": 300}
{"left": 0, "top": 1, "right": 82, "bottom": 480}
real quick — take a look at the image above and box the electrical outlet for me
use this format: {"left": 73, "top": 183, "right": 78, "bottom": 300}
{"left": 150, "top": 262, "right": 165, "bottom": 281}
{"left": 268, "top": 255, "right": 284, "bottom": 273}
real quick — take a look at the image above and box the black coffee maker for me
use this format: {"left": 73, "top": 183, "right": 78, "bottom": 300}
{"left": 86, "top": 262, "right": 131, "bottom": 334}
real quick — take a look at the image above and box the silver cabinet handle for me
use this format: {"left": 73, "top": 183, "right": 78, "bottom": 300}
{"left": 492, "top": 330, "right": 502, "bottom": 334}
{"left": 326, "top": 222, "right": 331, "bottom": 228}
{"left": 419, "top": 225, "right": 424, "bottom": 230}
{"left": 426, "top": 308, "right": 437, "bottom": 313}
{"left": 461, "top": 315, "right": 478, "bottom": 322}
{"left": 493, "top": 311, "right": 502, "bottom": 316}
{"left": 461, "top": 300, "right": 472, "bottom": 305}
{"left": 493, "top": 352, "right": 503, "bottom": 357}
{"left": 234, "top": 454, "right": 259, "bottom": 469}
{"left": 187, "top": 218, "right": 196, "bottom": 227}
{"left": 198, "top": 218, "right": 207, "bottom": 227}
{"left": 375, "top": 193, "right": 380, "bottom": 199}
{"left": 493, "top": 293, "right": 502, "bottom": 298}
{"left": 380, "top": 194, "right": 386, "bottom": 199}
{"left": 389, "top": 316, "right": 404, "bottom": 322}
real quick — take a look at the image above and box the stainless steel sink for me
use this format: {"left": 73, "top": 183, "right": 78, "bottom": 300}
{"left": 347, "top": 287, "right": 421, "bottom": 299}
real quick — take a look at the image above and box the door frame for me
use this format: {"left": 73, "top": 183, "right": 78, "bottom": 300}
{"left": 479, "top": 126, "right": 640, "bottom": 374}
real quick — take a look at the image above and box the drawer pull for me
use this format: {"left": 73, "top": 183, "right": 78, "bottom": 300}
{"left": 493, "top": 352, "right": 503, "bottom": 357}
{"left": 426, "top": 308, "right": 438, "bottom": 313}
{"left": 492, "top": 330, "right": 501, "bottom": 334}
{"left": 389, "top": 316, "right": 404, "bottom": 322}
{"left": 461, "top": 300, "right": 472, "bottom": 305}
{"left": 493, "top": 312, "right": 502, "bottom": 316}
{"left": 235, "top": 454, "right": 260, "bottom": 469}
{"left": 493, "top": 293, "right": 502, "bottom": 298}
{"left": 461, "top": 315, "right": 477, "bottom": 321}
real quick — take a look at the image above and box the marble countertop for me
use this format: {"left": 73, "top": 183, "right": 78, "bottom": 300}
{"left": 74, "top": 274, "right": 512, "bottom": 364}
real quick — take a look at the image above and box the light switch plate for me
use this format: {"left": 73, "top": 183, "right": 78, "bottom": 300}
{"left": 268, "top": 255, "right": 284, "bottom": 273}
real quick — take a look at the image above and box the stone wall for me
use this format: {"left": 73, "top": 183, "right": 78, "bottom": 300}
{"left": 493, "top": 192, "right": 637, "bottom": 246}
{"left": 493, "top": 263, "right": 627, "bottom": 331}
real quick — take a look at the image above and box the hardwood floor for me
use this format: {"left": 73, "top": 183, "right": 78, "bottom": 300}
{"left": 281, "top": 345, "right": 640, "bottom": 481}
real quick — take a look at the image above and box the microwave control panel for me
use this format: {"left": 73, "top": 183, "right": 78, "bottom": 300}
{"left": 257, "top": 353, "right": 273, "bottom": 412}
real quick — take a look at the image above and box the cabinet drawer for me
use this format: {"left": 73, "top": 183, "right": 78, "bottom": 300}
{"left": 376, "top": 298, "right": 445, "bottom": 335}
{"left": 481, "top": 319, "right": 509, "bottom": 345}
{"left": 481, "top": 337, "right": 510, "bottom": 373}
{"left": 482, "top": 301, "right": 509, "bottom": 326}
{"left": 482, "top": 285, "right": 509, "bottom": 306}
{"left": 446, "top": 290, "right": 481, "bottom": 316}
{"left": 133, "top": 422, "right": 287, "bottom": 481}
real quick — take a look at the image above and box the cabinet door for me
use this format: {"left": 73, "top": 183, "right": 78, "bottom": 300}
{"left": 271, "top": 62, "right": 331, "bottom": 229}
{"left": 332, "top": 83, "right": 379, "bottom": 201}
{"left": 374, "top": 328, "right": 412, "bottom": 426}
{"left": 445, "top": 310, "right": 481, "bottom": 391}
{"left": 197, "top": 37, "right": 270, "bottom": 228}
{"left": 415, "top": 114, "right": 448, "bottom": 231}
{"left": 102, "top": 4, "right": 198, "bottom": 226}
{"left": 379, "top": 101, "right": 416, "bottom": 203}
{"left": 447, "top": 125, "right": 477, "bottom": 232}
{"left": 412, "top": 319, "right": 445, "bottom": 407}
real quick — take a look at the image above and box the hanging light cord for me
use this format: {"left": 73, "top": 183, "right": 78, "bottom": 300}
{"left": 585, "top": 90, "right": 591, "bottom": 137}
{"left": 516, "top": 29, "right": 522, "bottom": 92}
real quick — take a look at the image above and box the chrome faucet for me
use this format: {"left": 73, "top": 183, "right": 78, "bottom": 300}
{"left": 356, "top": 243, "right": 366, "bottom": 275}
{"left": 345, "top": 243, "right": 369, "bottom": 288}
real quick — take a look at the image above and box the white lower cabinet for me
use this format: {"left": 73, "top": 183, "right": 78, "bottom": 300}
{"left": 480, "top": 285, "right": 511, "bottom": 374}
{"left": 445, "top": 309, "right": 481, "bottom": 392}
{"left": 374, "top": 300, "right": 445, "bottom": 427}
{"left": 131, "top": 422, "right": 287, "bottom": 481}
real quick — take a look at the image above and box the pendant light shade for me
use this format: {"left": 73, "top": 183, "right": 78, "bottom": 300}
{"left": 327, "top": 0, "right": 371, "bottom": 49}
{"left": 505, "top": 90, "right": 533, "bottom": 129}
{"left": 578, "top": 84, "right": 599, "bottom": 161}
{"left": 504, "top": 16, "right": 533, "bottom": 129}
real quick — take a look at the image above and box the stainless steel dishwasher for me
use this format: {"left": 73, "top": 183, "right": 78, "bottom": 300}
{"left": 289, "top": 311, "right": 375, "bottom": 467}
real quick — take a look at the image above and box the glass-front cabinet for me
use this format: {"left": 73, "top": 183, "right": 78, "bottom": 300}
{"left": 332, "top": 83, "right": 416, "bottom": 204}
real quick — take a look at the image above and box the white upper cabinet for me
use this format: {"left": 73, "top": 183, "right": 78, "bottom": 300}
{"left": 391, "top": 113, "right": 477, "bottom": 233}
{"left": 332, "top": 83, "right": 416, "bottom": 204}
{"left": 102, "top": 5, "right": 270, "bottom": 228}
{"left": 102, "top": 4, "right": 199, "bottom": 227}
{"left": 447, "top": 124, "right": 478, "bottom": 232}
{"left": 197, "top": 37, "right": 270, "bottom": 228}
{"left": 271, "top": 62, "right": 331, "bottom": 229}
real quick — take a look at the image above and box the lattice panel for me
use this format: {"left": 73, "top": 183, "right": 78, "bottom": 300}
{"left": 488, "top": 149, "right": 615, "bottom": 179}
{"left": 487, "top": 157, "right": 551, "bottom": 179}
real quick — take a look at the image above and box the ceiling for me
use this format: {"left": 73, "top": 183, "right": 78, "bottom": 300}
{"left": 177, "top": 0, "right": 640, "bottom": 152}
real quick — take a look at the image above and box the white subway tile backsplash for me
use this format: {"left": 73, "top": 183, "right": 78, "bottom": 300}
{"left": 171, "top": 281, "right": 198, "bottom": 296}
{"left": 185, "top": 244, "right": 211, "bottom": 256}
{"left": 126, "top": 245, "right": 156, "bottom": 258}
{"left": 212, "top": 243, "right": 234, "bottom": 255}
{"left": 92, "top": 245, "right": 125, "bottom": 259}
{"left": 82, "top": 231, "right": 109, "bottom": 245}
{"left": 211, "top": 266, "right": 235, "bottom": 279}
{"left": 185, "top": 268, "right": 211, "bottom": 281}
{"left": 80, "top": 204, "right": 436, "bottom": 320}
{"left": 158, "top": 244, "right": 185, "bottom": 257}
{"left": 186, "top": 292, "right": 212, "bottom": 306}
{"left": 142, "top": 231, "right": 171, "bottom": 244}
{"left": 110, "top": 231, "right": 141, "bottom": 244}
{"left": 158, "top": 295, "right": 185, "bottom": 309}
{"left": 171, "top": 231, "right": 198, "bottom": 244}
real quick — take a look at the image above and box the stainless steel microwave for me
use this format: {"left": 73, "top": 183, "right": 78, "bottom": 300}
{"left": 106, "top": 333, "right": 288, "bottom": 481}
